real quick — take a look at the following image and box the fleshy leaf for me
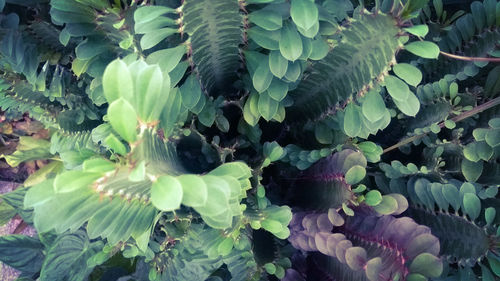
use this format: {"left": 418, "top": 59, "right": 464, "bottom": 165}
{"left": 151, "top": 175, "right": 183, "bottom": 211}
{"left": 405, "top": 41, "right": 440, "bottom": 59}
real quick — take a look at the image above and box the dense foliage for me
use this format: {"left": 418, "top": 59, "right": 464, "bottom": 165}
{"left": 0, "top": 0, "right": 499, "bottom": 280}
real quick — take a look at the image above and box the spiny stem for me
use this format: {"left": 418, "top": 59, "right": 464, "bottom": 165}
{"left": 383, "top": 96, "right": 500, "bottom": 154}
{"left": 440, "top": 51, "right": 500, "bottom": 62}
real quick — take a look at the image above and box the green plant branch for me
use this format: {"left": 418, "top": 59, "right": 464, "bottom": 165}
{"left": 383, "top": 96, "right": 500, "bottom": 154}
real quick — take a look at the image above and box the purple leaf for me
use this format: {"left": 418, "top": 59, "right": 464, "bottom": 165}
{"left": 345, "top": 246, "right": 367, "bottom": 271}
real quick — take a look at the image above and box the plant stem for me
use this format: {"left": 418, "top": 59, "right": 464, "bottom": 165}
{"left": 440, "top": 51, "right": 500, "bottom": 62}
{"left": 383, "top": 96, "right": 500, "bottom": 154}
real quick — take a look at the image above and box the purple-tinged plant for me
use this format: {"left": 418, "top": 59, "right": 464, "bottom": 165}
{"left": 288, "top": 206, "right": 443, "bottom": 281}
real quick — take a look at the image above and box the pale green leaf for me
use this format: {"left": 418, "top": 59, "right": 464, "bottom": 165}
{"left": 269, "top": 51, "right": 288, "bottom": 78}
{"left": 364, "top": 190, "right": 382, "bottom": 206}
{"left": 267, "top": 79, "right": 288, "bottom": 101}
{"left": 362, "top": 90, "right": 386, "bottom": 122}
{"left": 463, "top": 193, "right": 480, "bottom": 220}
{"left": 258, "top": 91, "right": 279, "bottom": 121}
{"left": 107, "top": 98, "right": 138, "bottom": 143}
{"left": 102, "top": 60, "right": 134, "bottom": 103}
{"left": 392, "top": 63, "right": 422, "bottom": 87}
{"left": 279, "top": 22, "right": 302, "bottom": 61}
{"left": 384, "top": 75, "right": 409, "bottom": 101}
{"left": 345, "top": 165, "right": 365, "bottom": 185}
{"left": 54, "top": 171, "right": 101, "bottom": 193}
{"left": 343, "top": 103, "right": 361, "bottom": 137}
{"left": 405, "top": 41, "right": 440, "bottom": 59}
{"left": 409, "top": 253, "right": 443, "bottom": 277}
{"left": 249, "top": 9, "right": 282, "bottom": 30}
{"left": 291, "top": 0, "right": 319, "bottom": 30}
{"left": 178, "top": 175, "right": 207, "bottom": 207}
{"left": 253, "top": 61, "right": 273, "bottom": 93}
{"left": 151, "top": 176, "right": 183, "bottom": 211}
{"left": 403, "top": 25, "right": 429, "bottom": 37}
{"left": 140, "top": 28, "right": 177, "bottom": 50}
{"left": 180, "top": 75, "right": 202, "bottom": 109}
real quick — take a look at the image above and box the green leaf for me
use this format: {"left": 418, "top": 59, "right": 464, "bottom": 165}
{"left": 342, "top": 203, "right": 354, "bottom": 216}
{"left": 463, "top": 193, "right": 480, "bottom": 220}
{"left": 129, "top": 160, "right": 146, "bottom": 182}
{"left": 345, "top": 165, "right": 366, "bottom": 185}
{"left": 199, "top": 101, "right": 216, "bottom": 127}
{"left": 41, "top": 230, "right": 101, "bottom": 281}
{"left": 489, "top": 118, "right": 500, "bottom": 128}
{"left": 140, "top": 28, "right": 177, "bottom": 50}
{"left": 179, "top": 175, "right": 207, "bottom": 207}
{"left": 195, "top": 176, "right": 230, "bottom": 217}
{"left": 315, "top": 123, "right": 333, "bottom": 144}
{"left": 488, "top": 256, "right": 500, "bottom": 277}
{"left": 269, "top": 51, "right": 288, "bottom": 78}
{"left": 486, "top": 129, "right": 500, "bottom": 147}
{"left": 485, "top": 207, "right": 496, "bottom": 225}
{"left": 83, "top": 158, "right": 115, "bottom": 173}
{"left": 403, "top": 25, "right": 429, "bottom": 37}
{"left": 217, "top": 238, "right": 234, "bottom": 256}
{"left": 291, "top": 0, "right": 318, "bottom": 30}
{"left": 297, "top": 20, "right": 319, "bottom": 38}
{"left": 362, "top": 91, "right": 386, "bottom": 122}
{"left": 0, "top": 200, "right": 16, "bottom": 226}
{"left": 392, "top": 91, "right": 420, "bottom": 117}
{"left": 481, "top": 265, "right": 496, "bottom": 281}
{"left": 54, "top": 171, "right": 101, "bottom": 193}
{"left": 364, "top": 190, "right": 382, "bottom": 206}
{"left": 372, "top": 195, "right": 398, "bottom": 215}
{"left": 384, "top": 75, "right": 409, "bottom": 101}
{"left": 402, "top": 0, "right": 429, "bottom": 19}
{"left": 151, "top": 175, "right": 183, "bottom": 212}
{"left": 249, "top": 9, "right": 282, "bottom": 30}
{"left": 264, "top": 263, "right": 276, "bottom": 275}
{"left": 279, "top": 22, "right": 303, "bottom": 61}
{"left": 442, "top": 183, "right": 460, "bottom": 211}
{"left": 261, "top": 219, "right": 283, "bottom": 233}
{"left": 283, "top": 61, "right": 301, "bottom": 82}
{"left": 134, "top": 64, "right": 167, "bottom": 122}
{"left": 405, "top": 41, "right": 440, "bottom": 59}
{"left": 107, "top": 98, "right": 138, "bottom": 143}
{"left": 263, "top": 141, "right": 284, "bottom": 161}
{"left": 309, "top": 38, "right": 330, "bottom": 60}
{"left": 409, "top": 253, "right": 443, "bottom": 278}
{"left": 24, "top": 180, "right": 55, "bottom": 208}
{"left": 392, "top": 63, "right": 422, "bottom": 87}
{"left": 461, "top": 159, "right": 483, "bottom": 182}
{"left": 258, "top": 91, "right": 279, "bottom": 121}
{"left": 102, "top": 60, "right": 134, "bottom": 103}
{"left": 343, "top": 103, "right": 361, "bottom": 137}
{"left": 104, "top": 134, "right": 127, "bottom": 155}
{"left": 147, "top": 45, "right": 186, "bottom": 73}
{"left": 444, "top": 119, "right": 455, "bottom": 129}
{"left": 0, "top": 235, "right": 44, "bottom": 274}
{"left": 267, "top": 79, "right": 288, "bottom": 101}
{"left": 24, "top": 161, "right": 64, "bottom": 187}
{"left": 180, "top": 75, "right": 202, "bottom": 109}
{"left": 134, "top": 6, "right": 175, "bottom": 24}
{"left": 253, "top": 61, "right": 273, "bottom": 93}
{"left": 243, "top": 94, "right": 259, "bottom": 126}
{"left": 248, "top": 27, "right": 280, "bottom": 50}
{"left": 352, "top": 184, "right": 366, "bottom": 193}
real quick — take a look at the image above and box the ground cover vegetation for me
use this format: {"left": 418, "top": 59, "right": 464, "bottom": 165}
{"left": 0, "top": 0, "right": 499, "bottom": 280}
